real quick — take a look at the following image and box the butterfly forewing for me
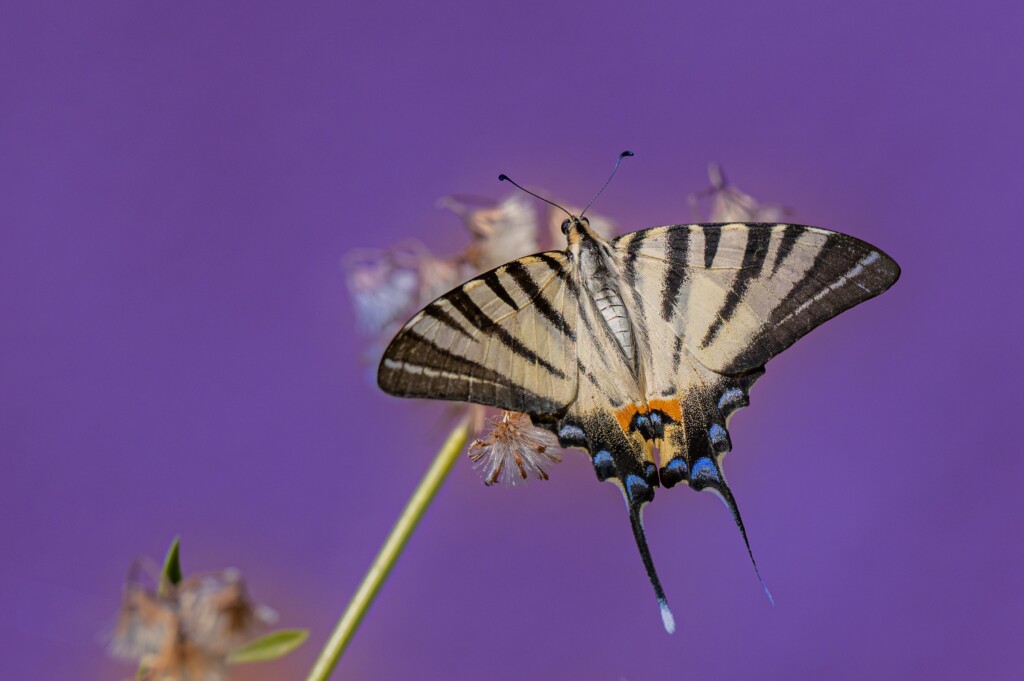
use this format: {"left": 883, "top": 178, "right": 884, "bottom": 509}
{"left": 615, "top": 223, "right": 900, "bottom": 375}
{"left": 378, "top": 251, "right": 579, "bottom": 418}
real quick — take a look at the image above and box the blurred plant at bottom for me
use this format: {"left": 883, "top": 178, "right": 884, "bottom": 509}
{"left": 109, "top": 538, "right": 308, "bottom": 681}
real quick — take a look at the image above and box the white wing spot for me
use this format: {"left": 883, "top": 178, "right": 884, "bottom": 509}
{"left": 660, "top": 600, "right": 676, "bottom": 634}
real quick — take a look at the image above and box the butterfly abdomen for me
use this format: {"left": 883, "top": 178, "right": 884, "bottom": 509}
{"left": 592, "top": 284, "right": 634, "bottom": 362}
{"left": 576, "top": 227, "right": 638, "bottom": 364}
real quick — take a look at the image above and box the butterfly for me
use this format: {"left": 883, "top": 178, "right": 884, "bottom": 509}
{"left": 377, "top": 153, "right": 901, "bottom": 632}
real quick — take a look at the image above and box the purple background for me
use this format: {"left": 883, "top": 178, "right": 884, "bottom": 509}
{"left": 2, "top": 2, "right": 1021, "bottom": 679}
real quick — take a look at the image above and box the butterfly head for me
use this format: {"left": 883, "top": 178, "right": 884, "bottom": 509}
{"left": 561, "top": 215, "right": 612, "bottom": 266}
{"left": 560, "top": 215, "right": 589, "bottom": 236}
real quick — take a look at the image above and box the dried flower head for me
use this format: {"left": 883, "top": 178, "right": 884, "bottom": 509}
{"left": 110, "top": 578, "right": 177, "bottom": 662}
{"left": 439, "top": 194, "right": 540, "bottom": 271}
{"left": 111, "top": 566, "right": 273, "bottom": 681}
{"left": 140, "top": 639, "right": 227, "bottom": 681}
{"left": 343, "top": 243, "right": 464, "bottom": 339}
{"left": 689, "top": 163, "right": 788, "bottom": 223}
{"left": 468, "top": 411, "right": 561, "bottom": 486}
{"left": 177, "top": 570, "right": 277, "bottom": 656}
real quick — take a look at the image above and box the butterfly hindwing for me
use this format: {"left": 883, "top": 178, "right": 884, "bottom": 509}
{"left": 378, "top": 251, "right": 579, "bottom": 418}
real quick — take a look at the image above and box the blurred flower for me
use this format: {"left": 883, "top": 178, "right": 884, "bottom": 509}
{"left": 440, "top": 194, "right": 540, "bottom": 271}
{"left": 110, "top": 574, "right": 177, "bottom": 663}
{"left": 177, "top": 570, "right": 277, "bottom": 656}
{"left": 689, "top": 163, "right": 789, "bottom": 223}
{"left": 111, "top": 564, "right": 275, "bottom": 681}
{"left": 468, "top": 411, "right": 561, "bottom": 486}
{"left": 134, "top": 638, "right": 226, "bottom": 681}
{"left": 343, "top": 242, "right": 464, "bottom": 340}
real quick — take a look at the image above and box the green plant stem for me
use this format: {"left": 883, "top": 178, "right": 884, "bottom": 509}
{"left": 304, "top": 416, "right": 471, "bottom": 681}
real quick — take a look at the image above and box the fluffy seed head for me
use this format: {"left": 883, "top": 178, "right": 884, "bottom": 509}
{"left": 468, "top": 411, "right": 561, "bottom": 486}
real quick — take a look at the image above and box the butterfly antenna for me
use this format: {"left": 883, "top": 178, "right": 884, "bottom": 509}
{"left": 498, "top": 174, "right": 572, "bottom": 218}
{"left": 707, "top": 483, "right": 774, "bottom": 606}
{"left": 580, "top": 150, "right": 633, "bottom": 218}
{"left": 626, "top": 500, "right": 676, "bottom": 634}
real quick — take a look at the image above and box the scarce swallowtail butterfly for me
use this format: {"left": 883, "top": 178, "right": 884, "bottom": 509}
{"left": 377, "top": 153, "right": 901, "bottom": 633}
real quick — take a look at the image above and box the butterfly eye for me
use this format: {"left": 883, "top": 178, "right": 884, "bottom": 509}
{"left": 560, "top": 219, "right": 572, "bottom": 235}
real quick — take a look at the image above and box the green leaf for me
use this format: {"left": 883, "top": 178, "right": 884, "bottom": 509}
{"left": 227, "top": 629, "right": 309, "bottom": 664}
{"left": 158, "top": 536, "right": 182, "bottom": 596}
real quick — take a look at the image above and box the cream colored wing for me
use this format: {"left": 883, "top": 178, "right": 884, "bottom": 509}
{"left": 616, "top": 222, "right": 900, "bottom": 377}
{"left": 378, "top": 251, "right": 578, "bottom": 419}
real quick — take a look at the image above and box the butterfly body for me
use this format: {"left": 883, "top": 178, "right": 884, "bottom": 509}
{"left": 378, "top": 214, "right": 900, "bottom": 632}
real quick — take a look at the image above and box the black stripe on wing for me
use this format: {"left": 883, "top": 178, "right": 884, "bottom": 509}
{"left": 769, "top": 224, "right": 806, "bottom": 276}
{"left": 445, "top": 286, "right": 567, "bottom": 379}
{"left": 660, "top": 227, "right": 689, "bottom": 322}
{"left": 378, "top": 251, "right": 579, "bottom": 417}
{"left": 723, "top": 229, "right": 900, "bottom": 373}
{"left": 703, "top": 225, "right": 722, "bottom": 268}
{"left": 505, "top": 260, "right": 575, "bottom": 341}
{"left": 700, "top": 226, "right": 772, "bottom": 348}
{"left": 379, "top": 331, "right": 564, "bottom": 414}
{"left": 480, "top": 270, "right": 520, "bottom": 311}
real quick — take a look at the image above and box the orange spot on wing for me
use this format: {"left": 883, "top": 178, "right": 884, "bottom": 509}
{"left": 614, "top": 399, "right": 683, "bottom": 434}
{"left": 614, "top": 403, "right": 642, "bottom": 433}
{"left": 647, "top": 398, "right": 682, "bottom": 422}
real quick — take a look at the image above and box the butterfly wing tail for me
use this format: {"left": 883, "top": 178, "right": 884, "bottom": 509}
{"left": 561, "top": 409, "right": 676, "bottom": 634}
{"left": 622, "top": 488, "right": 675, "bottom": 634}
{"left": 690, "top": 458, "right": 774, "bottom": 605}
{"left": 655, "top": 380, "right": 773, "bottom": 605}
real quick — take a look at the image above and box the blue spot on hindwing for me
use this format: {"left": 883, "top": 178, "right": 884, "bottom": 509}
{"left": 659, "top": 456, "right": 688, "bottom": 488}
{"left": 624, "top": 474, "right": 651, "bottom": 503}
{"left": 709, "top": 424, "right": 730, "bottom": 451}
{"left": 667, "top": 458, "right": 688, "bottom": 475}
{"left": 718, "top": 387, "right": 745, "bottom": 411}
{"left": 691, "top": 457, "right": 720, "bottom": 483}
{"left": 648, "top": 410, "right": 665, "bottom": 438}
{"left": 558, "top": 423, "right": 587, "bottom": 447}
{"left": 592, "top": 450, "right": 615, "bottom": 480}
{"left": 633, "top": 413, "right": 654, "bottom": 439}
